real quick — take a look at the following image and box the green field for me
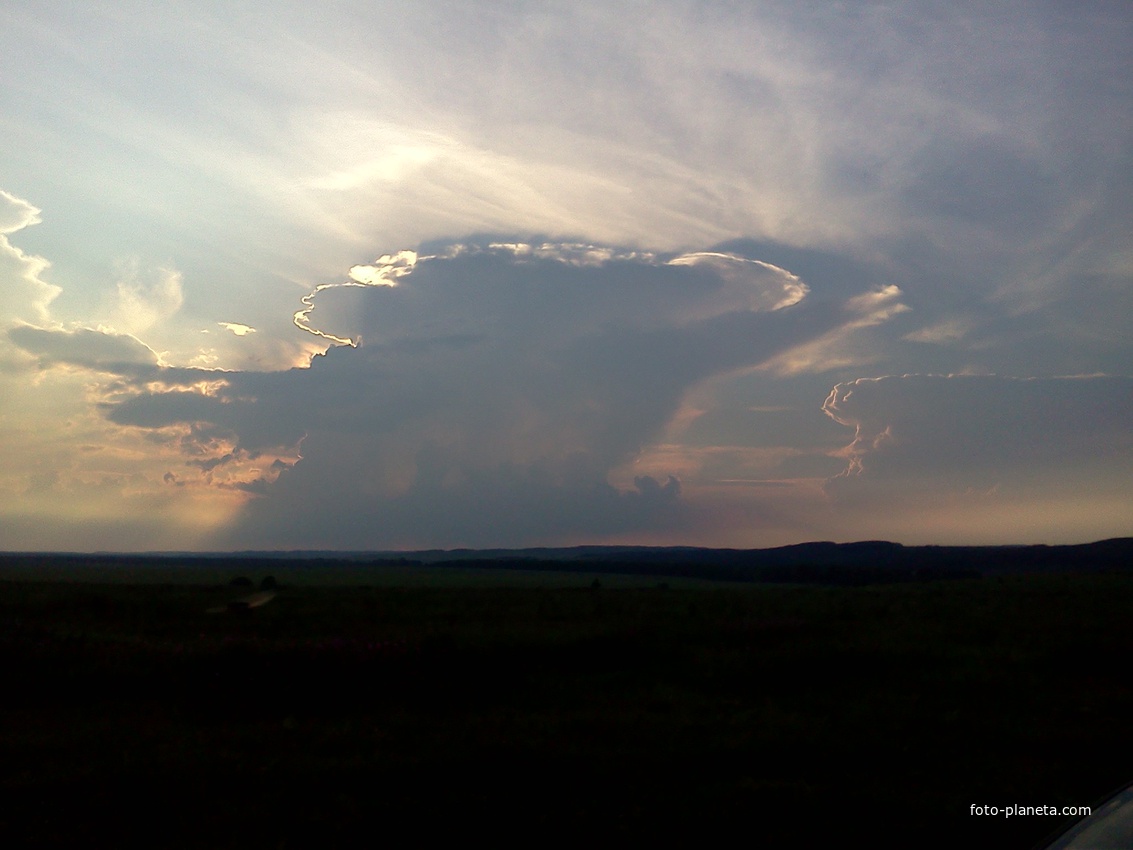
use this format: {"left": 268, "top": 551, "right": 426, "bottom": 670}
{"left": 3, "top": 568, "right": 1131, "bottom": 847}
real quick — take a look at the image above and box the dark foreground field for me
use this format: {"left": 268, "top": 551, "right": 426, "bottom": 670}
{"left": 3, "top": 570, "right": 1132, "bottom": 848}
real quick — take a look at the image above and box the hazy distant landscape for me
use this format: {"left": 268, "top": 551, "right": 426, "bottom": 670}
{"left": 4, "top": 541, "right": 1132, "bottom": 848}
{"left": 5, "top": 537, "right": 1132, "bottom": 585}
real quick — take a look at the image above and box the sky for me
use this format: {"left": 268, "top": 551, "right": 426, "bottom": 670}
{"left": 2, "top": 1, "right": 1131, "bottom": 552}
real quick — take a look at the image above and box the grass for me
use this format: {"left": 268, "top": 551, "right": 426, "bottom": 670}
{"left": 2, "top": 570, "right": 1131, "bottom": 847}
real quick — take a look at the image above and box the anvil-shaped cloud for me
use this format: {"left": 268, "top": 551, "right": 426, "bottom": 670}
{"left": 76, "top": 242, "right": 891, "bottom": 548}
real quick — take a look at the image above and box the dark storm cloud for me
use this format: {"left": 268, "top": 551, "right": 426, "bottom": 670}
{"left": 98, "top": 243, "right": 889, "bottom": 548}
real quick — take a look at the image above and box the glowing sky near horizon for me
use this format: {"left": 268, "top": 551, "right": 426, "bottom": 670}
{"left": 2, "top": 1, "right": 1131, "bottom": 551}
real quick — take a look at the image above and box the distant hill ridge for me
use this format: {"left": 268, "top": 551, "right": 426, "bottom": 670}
{"left": 2, "top": 538, "right": 1131, "bottom": 585}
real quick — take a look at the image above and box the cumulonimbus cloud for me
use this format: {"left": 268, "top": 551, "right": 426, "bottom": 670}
{"left": 77, "top": 240, "right": 891, "bottom": 548}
